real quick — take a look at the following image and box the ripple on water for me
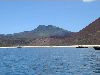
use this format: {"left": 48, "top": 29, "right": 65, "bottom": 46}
{"left": 0, "top": 48, "right": 100, "bottom": 75}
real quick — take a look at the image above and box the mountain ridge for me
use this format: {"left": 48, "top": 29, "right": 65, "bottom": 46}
{"left": 72, "top": 17, "right": 100, "bottom": 45}
{"left": 11, "top": 25, "right": 72, "bottom": 39}
{"left": 0, "top": 18, "right": 100, "bottom": 46}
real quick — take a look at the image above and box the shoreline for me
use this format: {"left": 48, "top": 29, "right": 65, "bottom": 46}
{"left": 0, "top": 45, "right": 100, "bottom": 48}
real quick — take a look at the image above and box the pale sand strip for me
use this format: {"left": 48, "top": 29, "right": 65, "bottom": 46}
{"left": 0, "top": 45, "right": 100, "bottom": 48}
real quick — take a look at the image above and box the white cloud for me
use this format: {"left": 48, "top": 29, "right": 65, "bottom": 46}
{"left": 82, "top": 0, "right": 96, "bottom": 2}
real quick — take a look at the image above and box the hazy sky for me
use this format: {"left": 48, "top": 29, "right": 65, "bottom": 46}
{"left": 0, "top": 0, "right": 100, "bottom": 34}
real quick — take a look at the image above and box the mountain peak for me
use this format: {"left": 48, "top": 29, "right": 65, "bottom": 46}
{"left": 12, "top": 25, "right": 72, "bottom": 39}
{"left": 37, "top": 25, "right": 55, "bottom": 28}
{"left": 38, "top": 25, "right": 46, "bottom": 27}
{"left": 36, "top": 25, "right": 59, "bottom": 30}
{"left": 47, "top": 25, "right": 54, "bottom": 27}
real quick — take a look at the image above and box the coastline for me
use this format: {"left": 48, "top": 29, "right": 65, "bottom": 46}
{"left": 0, "top": 45, "right": 100, "bottom": 48}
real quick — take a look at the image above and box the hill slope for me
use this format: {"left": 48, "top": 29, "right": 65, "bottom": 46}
{"left": 0, "top": 25, "right": 72, "bottom": 46}
{"left": 12, "top": 25, "right": 72, "bottom": 39}
{"left": 73, "top": 18, "right": 100, "bottom": 45}
{"left": 0, "top": 18, "right": 100, "bottom": 46}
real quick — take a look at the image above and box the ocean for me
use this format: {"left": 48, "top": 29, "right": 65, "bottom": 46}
{"left": 0, "top": 48, "right": 100, "bottom": 75}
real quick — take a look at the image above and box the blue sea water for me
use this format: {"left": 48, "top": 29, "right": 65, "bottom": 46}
{"left": 0, "top": 48, "right": 100, "bottom": 75}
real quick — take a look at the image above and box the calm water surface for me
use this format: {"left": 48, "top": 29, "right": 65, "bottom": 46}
{"left": 0, "top": 48, "right": 100, "bottom": 75}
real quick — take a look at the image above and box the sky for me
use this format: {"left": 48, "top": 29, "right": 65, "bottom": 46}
{"left": 0, "top": 0, "right": 100, "bottom": 34}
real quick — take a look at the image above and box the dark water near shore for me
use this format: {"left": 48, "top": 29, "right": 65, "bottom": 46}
{"left": 0, "top": 48, "right": 100, "bottom": 75}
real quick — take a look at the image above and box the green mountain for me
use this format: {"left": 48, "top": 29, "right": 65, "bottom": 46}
{"left": 0, "top": 25, "right": 72, "bottom": 46}
{"left": 12, "top": 25, "right": 72, "bottom": 39}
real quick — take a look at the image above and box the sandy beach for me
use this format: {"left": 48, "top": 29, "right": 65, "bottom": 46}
{"left": 0, "top": 45, "right": 100, "bottom": 48}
